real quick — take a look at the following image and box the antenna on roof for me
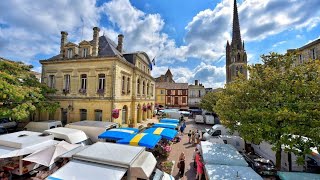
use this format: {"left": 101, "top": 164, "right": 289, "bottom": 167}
{"left": 80, "top": 16, "right": 84, "bottom": 41}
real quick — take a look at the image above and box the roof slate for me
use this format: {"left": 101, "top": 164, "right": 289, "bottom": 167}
{"left": 155, "top": 82, "right": 188, "bottom": 89}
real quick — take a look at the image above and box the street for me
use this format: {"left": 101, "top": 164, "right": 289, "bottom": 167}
{"left": 167, "top": 117, "right": 212, "bottom": 180}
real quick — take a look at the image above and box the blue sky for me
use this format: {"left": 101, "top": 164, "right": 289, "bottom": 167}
{"left": 0, "top": 0, "right": 320, "bottom": 88}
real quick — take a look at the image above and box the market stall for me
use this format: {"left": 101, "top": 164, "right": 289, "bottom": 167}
{"left": 117, "top": 133, "right": 161, "bottom": 149}
{"left": 152, "top": 123, "right": 178, "bottom": 129}
{"left": 205, "top": 164, "right": 263, "bottom": 180}
{"left": 144, "top": 128, "right": 177, "bottom": 141}
{"left": 98, "top": 128, "right": 139, "bottom": 141}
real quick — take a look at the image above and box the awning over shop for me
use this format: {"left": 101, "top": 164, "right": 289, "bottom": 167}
{"left": 160, "top": 119, "right": 180, "bottom": 124}
{"left": 277, "top": 171, "right": 320, "bottom": 180}
{"left": 47, "top": 160, "right": 127, "bottom": 180}
{"left": 131, "top": 151, "right": 157, "bottom": 179}
{"left": 201, "top": 141, "right": 248, "bottom": 166}
{"left": 152, "top": 123, "right": 178, "bottom": 129}
{"left": 0, "top": 140, "right": 59, "bottom": 159}
{"left": 144, "top": 128, "right": 177, "bottom": 140}
{"left": 117, "top": 133, "right": 161, "bottom": 149}
{"left": 98, "top": 128, "right": 139, "bottom": 141}
{"left": 205, "top": 164, "right": 263, "bottom": 180}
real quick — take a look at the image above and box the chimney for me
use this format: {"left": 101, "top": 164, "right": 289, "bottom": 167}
{"left": 92, "top": 27, "right": 100, "bottom": 56}
{"left": 117, "top": 34, "right": 124, "bottom": 53}
{"left": 60, "top": 31, "right": 68, "bottom": 57}
{"left": 195, "top": 80, "right": 199, "bottom": 86}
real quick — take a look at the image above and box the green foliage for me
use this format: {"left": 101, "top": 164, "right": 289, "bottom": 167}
{"left": 0, "top": 59, "right": 59, "bottom": 121}
{"left": 214, "top": 52, "right": 320, "bottom": 168}
{"left": 200, "top": 91, "right": 220, "bottom": 112}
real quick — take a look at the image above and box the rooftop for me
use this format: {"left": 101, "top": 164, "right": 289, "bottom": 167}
{"left": 155, "top": 82, "right": 188, "bottom": 89}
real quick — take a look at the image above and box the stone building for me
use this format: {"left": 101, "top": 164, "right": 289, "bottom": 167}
{"left": 287, "top": 38, "right": 320, "bottom": 65}
{"left": 188, "top": 80, "right": 206, "bottom": 108}
{"left": 226, "top": 0, "right": 247, "bottom": 83}
{"left": 155, "top": 69, "right": 175, "bottom": 83}
{"left": 155, "top": 82, "right": 188, "bottom": 109}
{"left": 39, "top": 27, "right": 155, "bottom": 127}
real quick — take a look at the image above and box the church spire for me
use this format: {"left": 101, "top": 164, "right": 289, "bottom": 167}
{"left": 231, "top": 0, "right": 242, "bottom": 50}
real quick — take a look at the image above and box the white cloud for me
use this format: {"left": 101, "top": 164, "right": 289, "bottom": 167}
{"left": 0, "top": 0, "right": 100, "bottom": 63}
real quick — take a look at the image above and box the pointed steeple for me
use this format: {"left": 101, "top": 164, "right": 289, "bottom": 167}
{"left": 231, "top": 0, "right": 242, "bottom": 50}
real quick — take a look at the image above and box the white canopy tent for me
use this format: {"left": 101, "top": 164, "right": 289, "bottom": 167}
{"left": 131, "top": 151, "right": 157, "bottom": 179}
{"left": 47, "top": 160, "right": 127, "bottom": 180}
{"left": 201, "top": 141, "right": 248, "bottom": 166}
{"left": 22, "top": 141, "right": 80, "bottom": 166}
{"left": 205, "top": 164, "right": 263, "bottom": 180}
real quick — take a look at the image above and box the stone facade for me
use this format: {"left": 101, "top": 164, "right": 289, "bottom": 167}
{"left": 226, "top": 0, "right": 247, "bottom": 83}
{"left": 155, "top": 88, "right": 166, "bottom": 107}
{"left": 188, "top": 80, "right": 206, "bottom": 108}
{"left": 155, "top": 82, "right": 188, "bottom": 109}
{"left": 287, "top": 38, "right": 320, "bottom": 65}
{"left": 39, "top": 27, "right": 155, "bottom": 127}
{"left": 155, "top": 69, "right": 175, "bottom": 83}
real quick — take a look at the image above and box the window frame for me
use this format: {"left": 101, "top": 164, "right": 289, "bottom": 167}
{"left": 98, "top": 74, "right": 105, "bottom": 90}
{"left": 67, "top": 48, "right": 73, "bottom": 58}
{"left": 80, "top": 74, "right": 87, "bottom": 90}
{"left": 48, "top": 75, "right": 55, "bottom": 88}
{"left": 64, "top": 74, "right": 70, "bottom": 90}
{"left": 80, "top": 109, "right": 87, "bottom": 121}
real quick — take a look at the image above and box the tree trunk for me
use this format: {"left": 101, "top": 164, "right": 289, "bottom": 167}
{"left": 276, "top": 145, "right": 282, "bottom": 170}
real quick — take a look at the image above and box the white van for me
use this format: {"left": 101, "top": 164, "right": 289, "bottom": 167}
{"left": 44, "top": 127, "right": 92, "bottom": 145}
{"left": 194, "top": 115, "right": 204, "bottom": 124}
{"left": 203, "top": 112, "right": 215, "bottom": 125}
{"left": 219, "top": 135, "right": 245, "bottom": 153}
{"left": 24, "top": 120, "right": 62, "bottom": 132}
{"left": 65, "top": 121, "right": 118, "bottom": 143}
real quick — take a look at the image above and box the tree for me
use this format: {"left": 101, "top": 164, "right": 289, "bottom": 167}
{"left": 0, "top": 58, "right": 59, "bottom": 121}
{"left": 199, "top": 91, "right": 220, "bottom": 112}
{"left": 214, "top": 53, "right": 320, "bottom": 169}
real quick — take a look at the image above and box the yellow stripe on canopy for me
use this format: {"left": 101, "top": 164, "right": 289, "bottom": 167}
{"left": 154, "top": 128, "right": 165, "bottom": 135}
{"left": 130, "top": 133, "right": 146, "bottom": 146}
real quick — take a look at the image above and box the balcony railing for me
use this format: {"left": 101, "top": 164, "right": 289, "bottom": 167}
{"left": 62, "top": 89, "right": 70, "bottom": 95}
{"left": 97, "top": 89, "right": 105, "bottom": 95}
{"left": 79, "top": 89, "right": 87, "bottom": 94}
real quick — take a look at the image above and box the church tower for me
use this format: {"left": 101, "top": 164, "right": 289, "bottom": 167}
{"left": 226, "top": 0, "right": 247, "bottom": 83}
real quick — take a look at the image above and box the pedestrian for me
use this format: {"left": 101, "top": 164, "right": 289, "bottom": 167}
{"left": 195, "top": 151, "right": 201, "bottom": 179}
{"left": 179, "top": 124, "right": 185, "bottom": 135}
{"left": 193, "top": 148, "right": 198, "bottom": 168}
{"left": 196, "top": 142, "right": 201, "bottom": 152}
{"left": 191, "top": 130, "right": 196, "bottom": 145}
{"left": 188, "top": 130, "right": 192, "bottom": 143}
{"left": 178, "top": 152, "right": 185, "bottom": 177}
{"left": 195, "top": 130, "right": 200, "bottom": 144}
{"left": 196, "top": 155, "right": 204, "bottom": 180}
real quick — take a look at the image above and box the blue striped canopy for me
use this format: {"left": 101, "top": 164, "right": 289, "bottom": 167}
{"left": 144, "top": 127, "right": 178, "bottom": 140}
{"left": 152, "top": 123, "right": 178, "bottom": 129}
{"left": 98, "top": 128, "right": 139, "bottom": 141}
{"left": 116, "top": 133, "right": 161, "bottom": 149}
{"left": 160, "top": 118, "right": 179, "bottom": 124}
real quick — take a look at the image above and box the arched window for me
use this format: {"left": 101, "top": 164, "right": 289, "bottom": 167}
{"left": 238, "top": 53, "right": 241, "bottom": 62}
{"left": 137, "top": 79, "right": 140, "bottom": 94}
{"left": 122, "top": 106, "right": 127, "bottom": 124}
{"left": 142, "top": 81, "right": 145, "bottom": 95}
{"left": 147, "top": 82, "right": 149, "bottom": 95}
{"left": 240, "top": 66, "right": 243, "bottom": 74}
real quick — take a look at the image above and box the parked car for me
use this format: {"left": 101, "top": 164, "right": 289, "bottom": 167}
{"left": 242, "top": 153, "right": 277, "bottom": 176}
{"left": 203, "top": 112, "right": 215, "bottom": 125}
{"left": 0, "top": 117, "right": 17, "bottom": 132}
{"left": 24, "top": 120, "right": 62, "bottom": 132}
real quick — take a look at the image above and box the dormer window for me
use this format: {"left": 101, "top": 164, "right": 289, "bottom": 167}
{"left": 82, "top": 48, "right": 88, "bottom": 58}
{"left": 67, "top": 48, "right": 73, "bottom": 58}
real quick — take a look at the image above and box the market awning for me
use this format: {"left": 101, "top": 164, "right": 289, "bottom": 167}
{"left": 98, "top": 128, "right": 139, "bottom": 141}
{"left": 152, "top": 123, "right": 178, "bottom": 129}
{"left": 144, "top": 128, "right": 177, "bottom": 140}
{"left": 116, "top": 133, "right": 161, "bottom": 149}
{"left": 131, "top": 151, "right": 157, "bottom": 179}
{"left": 205, "top": 164, "right": 263, "bottom": 180}
{"left": 201, "top": 141, "right": 248, "bottom": 166}
{"left": 160, "top": 118, "right": 180, "bottom": 124}
{"left": 47, "top": 160, "right": 127, "bottom": 180}
{"left": 277, "top": 171, "right": 320, "bottom": 180}
{"left": 22, "top": 141, "right": 80, "bottom": 167}
{"left": 0, "top": 140, "right": 59, "bottom": 159}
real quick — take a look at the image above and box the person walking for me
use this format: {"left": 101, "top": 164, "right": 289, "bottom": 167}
{"left": 193, "top": 148, "right": 198, "bottom": 168}
{"left": 195, "top": 130, "right": 200, "bottom": 144}
{"left": 188, "top": 130, "right": 192, "bottom": 143}
{"left": 191, "top": 130, "right": 196, "bottom": 145}
{"left": 178, "top": 152, "right": 186, "bottom": 177}
{"left": 196, "top": 155, "right": 204, "bottom": 180}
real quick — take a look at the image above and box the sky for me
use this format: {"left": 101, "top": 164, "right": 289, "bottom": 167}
{"left": 0, "top": 0, "right": 320, "bottom": 88}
